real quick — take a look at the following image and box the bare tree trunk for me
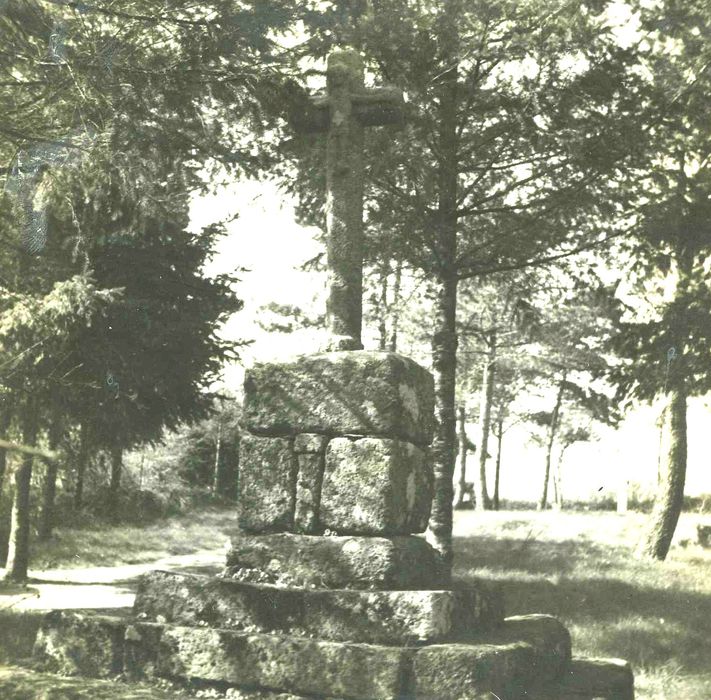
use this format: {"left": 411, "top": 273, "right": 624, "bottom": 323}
{"left": 475, "top": 331, "right": 495, "bottom": 511}
{"left": 38, "top": 416, "right": 62, "bottom": 541}
{"left": 74, "top": 421, "right": 89, "bottom": 510}
{"left": 0, "top": 409, "right": 11, "bottom": 491}
{"left": 4, "top": 403, "right": 38, "bottom": 582}
{"left": 539, "top": 375, "right": 566, "bottom": 511}
{"left": 425, "top": 16, "right": 459, "bottom": 575}
{"left": 109, "top": 444, "right": 122, "bottom": 506}
{"left": 212, "top": 421, "right": 227, "bottom": 496}
{"left": 637, "top": 382, "right": 686, "bottom": 560}
{"left": 552, "top": 444, "right": 567, "bottom": 511}
{"left": 455, "top": 406, "right": 467, "bottom": 508}
{"left": 377, "top": 262, "right": 389, "bottom": 351}
{"left": 389, "top": 258, "right": 402, "bottom": 353}
{"left": 493, "top": 415, "right": 503, "bottom": 511}
{"left": 428, "top": 268, "right": 458, "bottom": 575}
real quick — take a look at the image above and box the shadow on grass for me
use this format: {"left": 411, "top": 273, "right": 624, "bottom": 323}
{"left": 454, "top": 534, "right": 711, "bottom": 675}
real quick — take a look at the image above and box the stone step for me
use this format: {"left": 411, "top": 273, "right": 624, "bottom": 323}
{"left": 133, "top": 570, "right": 503, "bottom": 645}
{"left": 412, "top": 615, "right": 572, "bottom": 700}
{"left": 225, "top": 531, "right": 446, "bottom": 590}
{"left": 33, "top": 612, "right": 410, "bottom": 700}
{"left": 34, "top": 611, "right": 573, "bottom": 700}
{"left": 541, "top": 657, "right": 635, "bottom": 700}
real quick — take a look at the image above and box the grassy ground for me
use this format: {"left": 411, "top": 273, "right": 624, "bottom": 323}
{"left": 453, "top": 509, "right": 711, "bottom": 700}
{"left": 29, "top": 504, "right": 239, "bottom": 570}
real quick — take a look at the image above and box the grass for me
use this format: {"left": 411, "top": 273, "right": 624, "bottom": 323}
{"left": 29, "top": 504, "right": 239, "bottom": 570}
{"left": 453, "top": 509, "right": 711, "bottom": 700}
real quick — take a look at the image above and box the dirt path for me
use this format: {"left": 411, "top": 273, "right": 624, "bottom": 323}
{"left": 0, "top": 546, "right": 226, "bottom": 613}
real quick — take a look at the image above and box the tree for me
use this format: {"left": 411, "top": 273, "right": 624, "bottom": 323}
{"left": 4, "top": 401, "right": 38, "bottom": 582}
{"left": 0, "top": 0, "right": 295, "bottom": 568}
{"left": 0, "top": 276, "right": 117, "bottom": 581}
{"left": 37, "top": 409, "right": 63, "bottom": 540}
{"left": 610, "top": 0, "right": 711, "bottom": 560}
{"left": 551, "top": 423, "right": 592, "bottom": 510}
{"left": 127, "top": 397, "right": 242, "bottom": 498}
{"left": 457, "top": 271, "right": 542, "bottom": 510}
{"left": 454, "top": 405, "right": 476, "bottom": 508}
{"left": 39, "top": 138, "right": 244, "bottom": 511}
{"left": 522, "top": 279, "right": 621, "bottom": 510}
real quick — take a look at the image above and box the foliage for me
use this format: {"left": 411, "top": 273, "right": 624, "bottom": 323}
{"left": 610, "top": 0, "right": 711, "bottom": 404}
{"left": 125, "top": 397, "right": 242, "bottom": 497}
{"left": 277, "top": 0, "right": 646, "bottom": 277}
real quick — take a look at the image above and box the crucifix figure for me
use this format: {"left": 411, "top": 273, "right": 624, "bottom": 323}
{"left": 294, "top": 49, "right": 404, "bottom": 350}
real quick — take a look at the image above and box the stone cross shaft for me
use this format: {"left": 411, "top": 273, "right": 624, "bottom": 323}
{"left": 295, "top": 49, "right": 404, "bottom": 350}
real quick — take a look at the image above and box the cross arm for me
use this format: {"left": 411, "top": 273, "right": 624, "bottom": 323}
{"left": 290, "top": 87, "right": 405, "bottom": 134}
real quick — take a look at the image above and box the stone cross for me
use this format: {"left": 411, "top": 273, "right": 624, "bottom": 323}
{"left": 293, "top": 49, "right": 404, "bottom": 350}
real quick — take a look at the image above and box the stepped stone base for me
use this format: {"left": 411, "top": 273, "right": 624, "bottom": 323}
{"left": 34, "top": 611, "right": 579, "bottom": 700}
{"left": 134, "top": 570, "right": 504, "bottom": 645}
{"left": 243, "top": 351, "right": 435, "bottom": 446}
{"left": 225, "top": 531, "right": 446, "bottom": 589}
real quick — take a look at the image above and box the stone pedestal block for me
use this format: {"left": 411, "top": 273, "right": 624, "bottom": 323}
{"left": 244, "top": 351, "right": 434, "bottom": 446}
{"left": 321, "top": 437, "right": 432, "bottom": 535}
{"left": 293, "top": 434, "right": 328, "bottom": 533}
{"left": 225, "top": 532, "right": 445, "bottom": 590}
{"left": 134, "top": 570, "right": 503, "bottom": 645}
{"left": 238, "top": 434, "right": 296, "bottom": 532}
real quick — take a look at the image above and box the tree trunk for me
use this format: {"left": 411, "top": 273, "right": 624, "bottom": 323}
{"left": 425, "top": 14, "right": 460, "bottom": 575}
{"left": 455, "top": 406, "right": 468, "bottom": 508}
{"left": 109, "top": 444, "right": 122, "bottom": 508}
{"left": 388, "top": 258, "right": 402, "bottom": 353}
{"left": 378, "top": 262, "right": 389, "bottom": 351}
{"left": 638, "top": 226, "right": 689, "bottom": 560}
{"left": 552, "top": 444, "right": 567, "bottom": 511}
{"left": 38, "top": 416, "right": 62, "bottom": 541}
{"left": 74, "top": 421, "right": 89, "bottom": 509}
{"left": 493, "top": 415, "right": 503, "bottom": 511}
{"left": 637, "top": 382, "right": 686, "bottom": 560}
{"left": 428, "top": 268, "right": 458, "bottom": 574}
{"left": 212, "top": 422, "right": 227, "bottom": 496}
{"left": 539, "top": 375, "right": 566, "bottom": 511}
{"left": 4, "top": 403, "right": 39, "bottom": 582}
{"left": 475, "top": 331, "right": 495, "bottom": 511}
{"left": 0, "top": 409, "right": 11, "bottom": 491}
